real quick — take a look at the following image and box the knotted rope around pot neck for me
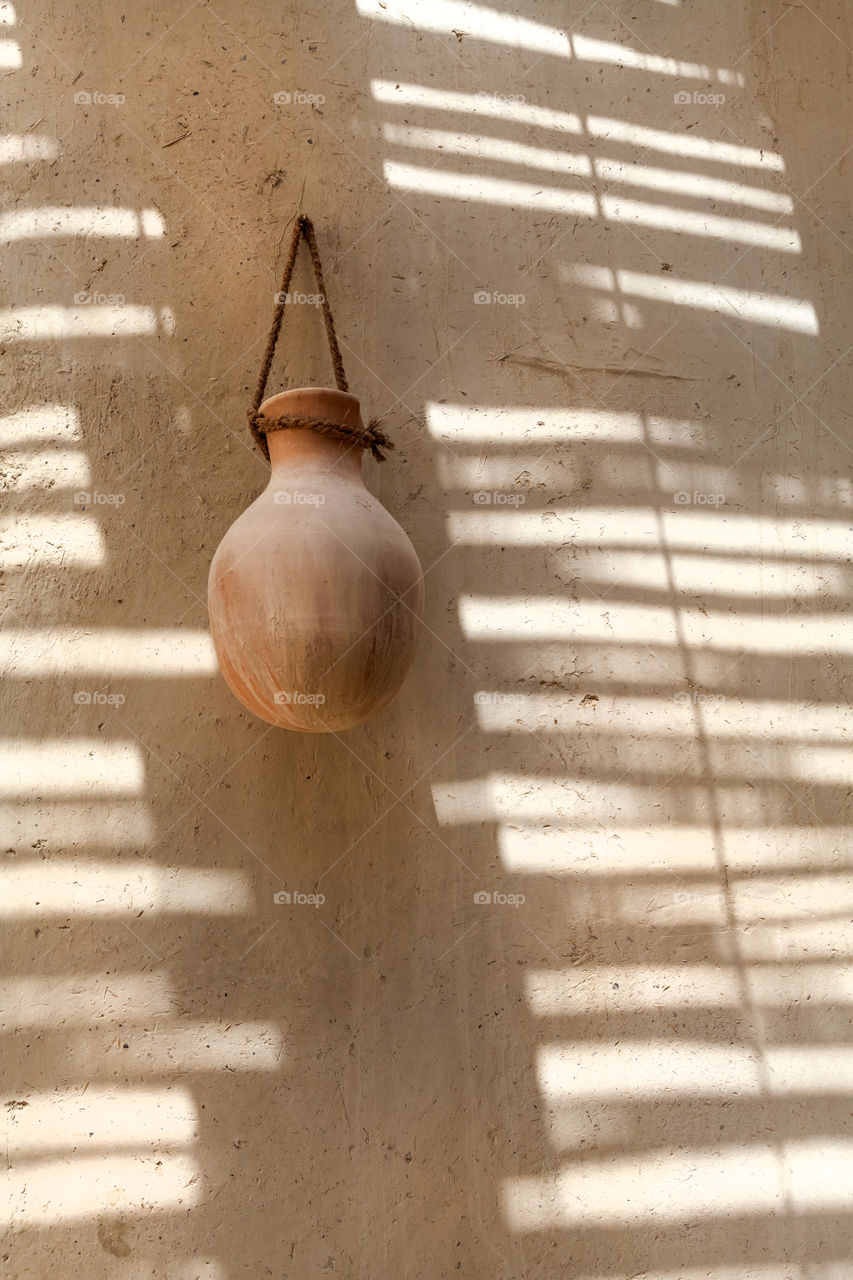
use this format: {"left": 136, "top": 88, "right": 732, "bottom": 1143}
{"left": 247, "top": 214, "right": 393, "bottom": 463}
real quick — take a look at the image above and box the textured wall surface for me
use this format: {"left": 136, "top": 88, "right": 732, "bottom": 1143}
{"left": 2, "top": 0, "right": 852, "bottom": 1276}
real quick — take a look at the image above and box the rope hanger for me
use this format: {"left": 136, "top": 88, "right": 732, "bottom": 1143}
{"left": 247, "top": 214, "right": 393, "bottom": 462}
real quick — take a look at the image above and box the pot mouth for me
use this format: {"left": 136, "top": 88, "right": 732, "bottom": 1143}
{"left": 257, "top": 387, "right": 364, "bottom": 433}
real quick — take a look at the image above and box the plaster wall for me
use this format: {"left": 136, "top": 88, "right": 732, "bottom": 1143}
{"left": 2, "top": 1, "right": 852, "bottom": 1277}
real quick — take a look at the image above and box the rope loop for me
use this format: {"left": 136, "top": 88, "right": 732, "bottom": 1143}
{"left": 247, "top": 214, "right": 390, "bottom": 462}
{"left": 246, "top": 411, "right": 394, "bottom": 462}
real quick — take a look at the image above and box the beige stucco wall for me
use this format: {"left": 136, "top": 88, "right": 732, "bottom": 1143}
{"left": 2, "top": 0, "right": 852, "bottom": 1276}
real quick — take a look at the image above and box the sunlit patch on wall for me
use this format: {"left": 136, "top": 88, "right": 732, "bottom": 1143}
{"left": 590, "top": 157, "right": 792, "bottom": 212}
{"left": 357, "top": 0, "right": 571, "bottom": 55}
{"left": 0, "top": 514, "right": 105, "bottom": 566}
{"left": 495, "top": 824, "right": 850, "bottom": 878}
{"left": 0, "top": 740, "right": 144, "bottom": 797}
{"left": 427, "top": 403, "right": 701, "bottom": 445}
{"left": 4, "top": 1085, "right": 198, "bottom": 1155}
{"left": 525, "top": 962, "right": 853, "bottom": 1015}
{"left": 563, "top": 264, "right": 819, "bottom": 334}
{"left": 0, "top": 628, "right": 218, "bottom": 674}
{"left": 504, "top": 1139, "right": 853, "bottom": 1230}
{"left": 0, "top": 134, "right": 58, "bottom": 164}
{"left": 584, "top": 115, "right": 783, "bottom": 170}
{"left": 475, "top": 693, "right": 853, "bottom": 741}
{"left": 0, "top": 305, "right": 174, "bottom": 341}
{"left": 3, "top": 1152, "right": 203, "bottom": 1224}
{"left": 0, "top": 448, "right": 91, "bottom": 491}
{"left": 0, "top": 206, "right": 165, "bottom": 240}
{"left": 0, "top": 801, "right": 154, "bottom": 847}
{"left": 0, "top": 38, "right": 20, "bottom": 67}
{"left": 0, "top": 973, "right": 176, "bottom": 1028}
{"left": 33, "top": 1022, "right": 285, "bottom": 1074}
{"left": 449, "top": 506, "right": 851, "bottom": 558}
{"left": 0, "top": 404, "right": 82, "bottom": 445}
{"left": 384, "top": 164, "right": 796, "bottom": 249}
{"left": 536, "top": 1041, "right": 853, "bottom": 1102}
{"left": 0, "top": 859, "right": 253, "bottom": 915}
{"left": 362, "top": 2, "right": 742, "bottom": 84}
{"left": 372, "top": 79, "right": 583, "bottom": 133}
{"left": 458, "top": 593, "right": 852, "bottom": 654}
{"left": 382, "top": 123, "right": 594, "bottom": 178}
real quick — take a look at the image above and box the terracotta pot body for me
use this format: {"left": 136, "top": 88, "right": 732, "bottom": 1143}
{"left": 208, "top": 388, "right": 424, "bottom": 732}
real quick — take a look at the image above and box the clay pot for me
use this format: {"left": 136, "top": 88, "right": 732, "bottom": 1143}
{"left": 208, "top": 388, "right": 424, "bottom": 732}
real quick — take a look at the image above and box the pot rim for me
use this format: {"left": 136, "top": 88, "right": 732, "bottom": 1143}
{"left": 258, "top": 387, "right": 364, "bottom": 432}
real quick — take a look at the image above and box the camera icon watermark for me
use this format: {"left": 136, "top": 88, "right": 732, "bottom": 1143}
{"left": 74, "top": 291, "right": 126, "bottom": 306}
{"left": 473, "top": 289, "right": 525, "bottom": 306}
{"left": 673, "top": 690, "right": 726, "bottom": 708}
{"left": 273, "top": 490, "right": 326, "bottom": 506}
{"left": 474, "top": 691, "right": 528, "bottom": 706}
{"left": 674, "top": 88, "right": 726, "bottom": 107}
{"left": 273, "top": 90, "right": 326, "bottom": 107}
{"left": 74, "top": 90, "right": 126, "bottom": 107}
{"left": 273, "top": 691, "right": 326, "bottom": 707}
{"left": 472, "top": 490, "right": 526, "bottom": 507}
{"left": 473, "top": 890, "right": 526, "bottom": 907}
{"left": 74, "top": 491, "right": 125, "bottom": 507}
{"left": 273, "top": 890, "right": 325, "bottom": 907}
{"left": 475, "top": 91, "right": 526, "bottom": 105}
{"left": 73, "top": 690, "right": 126, "bottom": 707}
{"left": 274, "top": 290, "right": 325, "bottom": 306}
{"left": 673, "top": 491, "right": 725, "bottom": 507}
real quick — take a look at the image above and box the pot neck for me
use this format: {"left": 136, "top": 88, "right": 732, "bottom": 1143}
{"left": 266, "top": 427, "right": 364, "bottom": 482}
